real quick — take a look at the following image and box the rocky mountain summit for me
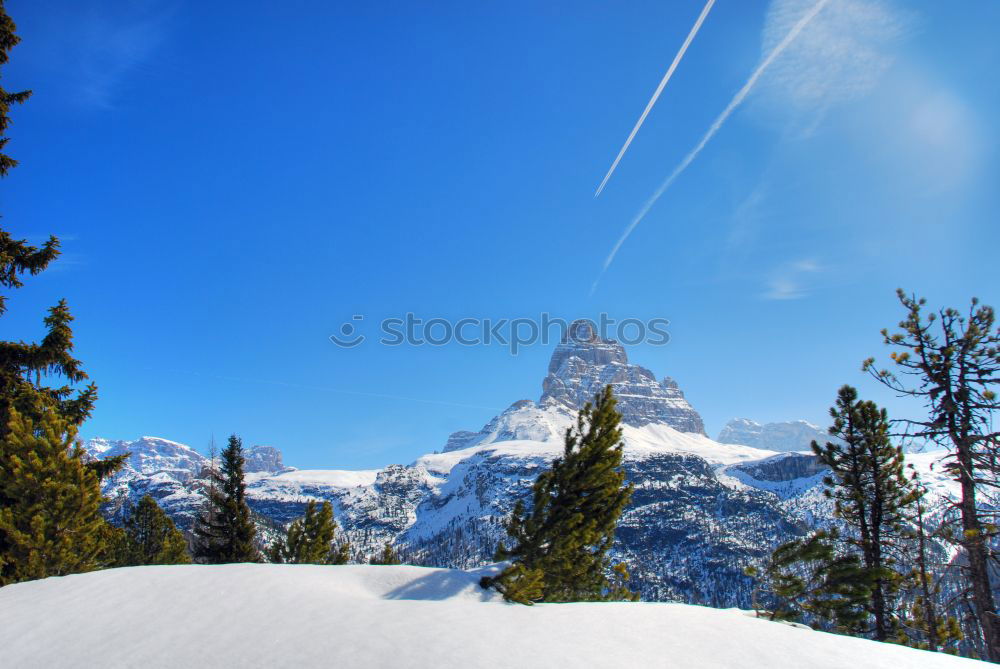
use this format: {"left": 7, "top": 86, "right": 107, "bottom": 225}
{"left": 443, "top": 323, "right": 704, "bottom": 452}
{"left": 541, "top": 321, "right": 706, "bottom": 434}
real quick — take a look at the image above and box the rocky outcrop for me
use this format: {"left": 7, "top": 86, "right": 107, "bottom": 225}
{"left": 244, "top": 445, "right": 285, "bottom": 473}
{"left": 733, "top": 452, "right": 827, "bottom": 482}
{"left": 540, "top": 320, "right": 706, "bottom": 434}
{"left": 717, "top": 418, "right": 834, "bottom": 452}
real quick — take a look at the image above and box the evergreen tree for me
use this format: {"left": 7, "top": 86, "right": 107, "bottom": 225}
{"left": 370, "top": 542, "right": 401, "bottom": 565}
{"left": 269, "top": 500, "right": 349, "bottom": 565}
{"left": 0, "top": 409, "right": 109, "bottom": 585}
{"left": 864, "top": 291, "right": 1000, "bottom": 659}
{"left": 192, "top": 435, "right": 260, "bottom": 564}
{"left": 749, "top": 530, "right": 872, "bottom": 633}
{"left": 485, "top": 385, "right": 635, "bottom": 604}
{"left": 117, "top": 496, "right": 190, "bottom": 566}
{"left": 812, "top": 385, "right": 917, "bottom": 641}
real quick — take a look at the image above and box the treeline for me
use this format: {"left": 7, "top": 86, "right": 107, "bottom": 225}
{"left": 748, "top": 290, "right": 999, "bottom": 661}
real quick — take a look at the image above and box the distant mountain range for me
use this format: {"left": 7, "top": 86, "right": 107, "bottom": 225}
{"left": 86, "top": 321, "right": 954, "bottom": 607}
{"left": 717, "top": 418, "right": 835, "bottom": 452}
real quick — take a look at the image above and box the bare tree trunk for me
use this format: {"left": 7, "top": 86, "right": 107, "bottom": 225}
{"left": 915, "top": 499, "right": 941, "bottom": 652}
{"left": 958, "top": 444, "right": 1000, "bottom": 662}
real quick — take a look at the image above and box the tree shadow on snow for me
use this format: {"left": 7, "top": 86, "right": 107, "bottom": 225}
{"left": 384, "top": 571, "right": 492, "bottom": 602}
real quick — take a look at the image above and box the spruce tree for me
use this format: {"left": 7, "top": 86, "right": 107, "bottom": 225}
{"left": 812, "top": 385, "right": 917, "bottom": 641}
{"left": 118, "top": 496, "right": 190, "bottom": 566}
{"left": 485, "top": 385, "right": 635, "bottom": 604}
{"left": 192, "top": 435, "right": 260, "bottom": 563}
{"left": 269, "top": 500, "right": 349, "bottom": 565}
{"left": 864, "top": 291, "right": 1000, "bottom": 659}
{"left": 0, "top": 409, "right": 109, "bottom": 584}
{"left": 750, "top": 529, "right": 872, "bottom": 633}
{"left": 370, "top": 542, "right": 401, "bottom": 565}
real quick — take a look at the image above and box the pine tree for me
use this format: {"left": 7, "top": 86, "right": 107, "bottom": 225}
{"left": 0, "top": 409, "right": 110, "bottom": 584}
{"left": 117, "top": 496, "right": 190, "bottom": 566}
{"left": 269, "top": 500, "right": 349, "bottom": 565}
{"left": 192, "top": 435, "right": 260, "bottom": 564}
{"left": 864, "top": 291, "right": 1000, "bottom": 659}
{"left": 485, "top": 385, "right": 636, "bottom": 604}
{"left": 370, "top": 542, "right": 401, "bottom": 565}
{"left": 812, "top": 385, "right": 917, "bottom": 641}
{"left": 750, "top": 530, "right": 872, "bottom": 633}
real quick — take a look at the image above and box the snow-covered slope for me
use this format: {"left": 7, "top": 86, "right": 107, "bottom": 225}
{"left": 0, "top": 565, "right": 978, "bottom": 669}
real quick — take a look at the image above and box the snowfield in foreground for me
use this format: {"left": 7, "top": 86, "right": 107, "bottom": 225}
{"left": 0, "top": 565, "right": 982, "bottom": 668}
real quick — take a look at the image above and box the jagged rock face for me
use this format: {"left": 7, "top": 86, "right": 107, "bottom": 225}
{"left": 717, "top": 418, "right": 833, "bottom": 452}
{"left": 539, "top": 321, "right": 706, "bottom": 435}
{"left": 244, "top": 445, "right": 284, "bottom": 473}
{"left": 732, "top": 453, "right": 827, "bottom": 483}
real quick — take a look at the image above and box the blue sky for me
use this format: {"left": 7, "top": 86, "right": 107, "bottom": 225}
{"left": 4, "top": 0, "right": 998, "bottom": 468}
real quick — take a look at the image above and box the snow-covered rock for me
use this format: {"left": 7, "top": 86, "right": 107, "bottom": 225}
{"left": 0, "top": 564, "right": 979, "bottom": 669}
{"left": 717, "top": 418, "right": 834, "bottom": 452}
{"left": 243, "top": 444, "right": 285, "bottom": 473}
{"left": 540, "top": 320, "right": 706, "bottom": 434}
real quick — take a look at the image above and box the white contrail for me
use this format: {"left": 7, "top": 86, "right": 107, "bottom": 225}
{"left": 594, "top": 0, "right": 716, "bottom": 197}
{"left": 591, "top": 0, "right": 833, "bottom": 294}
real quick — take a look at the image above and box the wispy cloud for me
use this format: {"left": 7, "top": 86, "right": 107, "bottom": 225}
{"left": 28, "top": 1, "right": 175, "bottom": 110}
{"left": 591, "top": 0, "right": 833, "bottom": 295}
{"left": 75, "top": 3, "right": 173, "bottom": 109}
{"left": 594, "top": 0, "right": 716, "bottom": 197}
{"left": 761, "top": 258, "right": 822, "bottom": 300}
{"left": 758, "top": 0, "right": 907, "bottom": 124}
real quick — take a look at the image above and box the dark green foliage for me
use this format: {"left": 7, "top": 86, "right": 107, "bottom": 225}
{"left": 0, "top": 0, "right": 31, "bottom": 181}
{"left": 115, "top": 496, "right": 190, "bottom": 566}
{"left": 486, "top": 385, "right": 636, "bottom": 604}
{"left": 864, "top": 290, "right": 1000, "bottom": 660}
{"left": 750, "top": 530, "right": 872, "bottom": 633}
{"left": 812, "top": 385, "right": 917, "bottom": 640}
{"left": 269, "top": 500, "right": 349, "bottom": 565}
{"left": 370, "top": 542, "right": 401, "bottom": 565}
{"left": 193, "top": 435, "right": 260, "bottom": 564}
{"left": 0, "top": 409, "right": 110, "bottom": 585}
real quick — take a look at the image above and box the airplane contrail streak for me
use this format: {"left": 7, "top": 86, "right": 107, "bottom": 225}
{"left": 591, "top": 0, "right": 833, "bottom": 295}
{"left": 594, "top": 0, "right": 716, "bottom": 197}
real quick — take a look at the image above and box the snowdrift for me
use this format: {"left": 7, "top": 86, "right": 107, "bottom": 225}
{"left": 0, "top": 564, "right": 981, "bottom": 668}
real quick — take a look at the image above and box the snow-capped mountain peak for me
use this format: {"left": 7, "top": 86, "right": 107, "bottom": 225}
{"left": 717, "top": 418, "right": 835, "bottom": 452}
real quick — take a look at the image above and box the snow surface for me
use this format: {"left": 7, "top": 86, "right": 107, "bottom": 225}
{"left": 0, "top": 564, "right": 981, "bottom": 668}
{"left": 247, "top": 468, "right": 381, "bottom": 488}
